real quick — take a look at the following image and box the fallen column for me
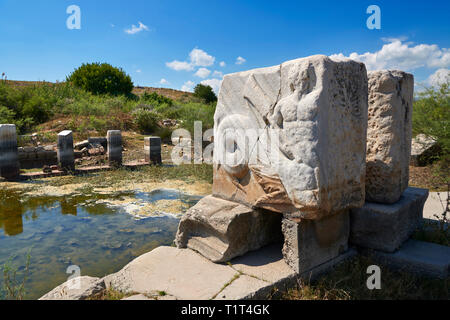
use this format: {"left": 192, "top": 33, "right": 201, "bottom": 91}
{"left": 0, "top": 124, "right": 20, "bottom": 180}
{"left": 144, "top": 136, "right": 162, "bottom": 165}
{"left": 57, "top": 130, "right": 75, "bottom": 172}
{"left": 107, "top": 130, "right": 122, "bottom": 167}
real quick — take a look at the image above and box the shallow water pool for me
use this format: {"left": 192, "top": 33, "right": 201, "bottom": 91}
{"left": 0, "top": 188, "right": 202, "bottom": 300}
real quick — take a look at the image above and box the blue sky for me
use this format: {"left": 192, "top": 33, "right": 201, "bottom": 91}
{"left": 0, "top": 0, "right": 449, "bottom": 92}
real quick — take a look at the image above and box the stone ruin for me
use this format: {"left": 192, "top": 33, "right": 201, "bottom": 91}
{"left": 176, "top": 55, "right": 429, "bottom": 275}
{"left": 0, "top": 128, "right": 163, "bottom": 179}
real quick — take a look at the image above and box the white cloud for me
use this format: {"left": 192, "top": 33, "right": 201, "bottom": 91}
{"left": 166, "top": 48, "right": 215, "bottom": 72}
{"left": 110, "top": 24, "right": 115, "bottom": 28}
{"left": 427, "top": 68, "right": 450, "bottom": 87}
{"left": 213, "top": 71, "right": 223, "bottom": 78}
{"left": 181, "top": 80, "right": 195, "bottom": 92}
{"left": 136, "top": 69, "right": 142, "bottom": 73}
{"left": 194, "top": 68, "right": 211, "bottom": 78}
{"left": 236, "top": 56, "right": 246, "bottom": 65}
{"left": 219, "top": 61, "right": 226, "bottom": 67}
{"left": 330, "top": 39, "right": 450, "bottom": 71}
{"left": 160, "top": 78, "right": 169, "bottom": 85}
{"left": 190, "top": 48, "right": 215, "bottom": 67}
{"left": 201, "top": 78, "right": 222, "bottom": 94}
{"left": 166, "top": 60, "right": 194, "bottom": 71}
{"left": 125, "top": 22, "right": 150, "bottom": 35}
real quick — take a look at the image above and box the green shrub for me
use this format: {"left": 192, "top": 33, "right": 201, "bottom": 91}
{"left": 21, "top": 95, "right": 51, "bottom": 123}
{"left": 66, "top": 63, "right": 133, "bottom": 96}
{"left": 141, "top": 92, "right": 174, "bottom": 106}
{"left": 413, "top": 80, "right": 450, "bottom": 156}
{"left": 193, "top": 84, "right": 217, "bottom": 104}
{"left": 133, "top": 108, "right": 160, "bottom": 134}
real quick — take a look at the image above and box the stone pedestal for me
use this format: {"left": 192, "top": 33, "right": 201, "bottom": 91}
{"left": 0, "top": 124, "right": 20, "bottom": 180}
{"left": 107, "top": 130, "right": 122, "bottom": 167}
{"left": 144, "top": 136, "right": 162, "bottom": 165}
{"left": 350, "top": 187, "right": 428, "bottom": 252}
{"left": 175, "top": 195, "right": 282, "bottom": 263}
{"left": 57, "top": 130, "right": 75, "bottom": 171}
{"left": 282, "top": 211, "right": 350, "bottom": 274}
{"left": 366, "top": 70, "right": 414, "bottom": 204}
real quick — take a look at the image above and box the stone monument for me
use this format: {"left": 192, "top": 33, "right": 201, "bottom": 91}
{"left": 176, "top": 55, "right": 369, "bottom": 274}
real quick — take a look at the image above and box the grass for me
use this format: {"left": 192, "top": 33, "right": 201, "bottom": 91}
{"left": 1, "top": 251, "right": 31, "bottom": 300}
{"left": 44, "top": 164, "right": 213, "bottom": 188}
{"left": 281, "top": 255, "right": 449, "bottom": 300}
{"left": 87, "top": 288, "right": 137, "bottom": 301}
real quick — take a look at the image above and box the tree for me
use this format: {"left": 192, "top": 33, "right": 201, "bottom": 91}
{"left": 66, "top": 63, "right": 133, "bottom": 96}
{"left": 193, "top": 84, "right": 217, "bottom": 104}
{"left": 413, "top": 80, "right": 450, "bottom": 156}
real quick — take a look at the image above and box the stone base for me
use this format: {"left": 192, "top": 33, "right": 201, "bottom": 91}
{"left": 350, "top": 187, "right": 428, "bottom": 252}
{"left": 365, "top": 239, "right": 450, "bottom": 279}
{"left": 175, "top": 195, "right": 282, "bottom": 263}
{"left": 282, "top": 211, "right": 350, "bottom": 274}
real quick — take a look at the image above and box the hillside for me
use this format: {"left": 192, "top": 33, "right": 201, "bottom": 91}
{"left": 3, "top": 80, "right": 193, "bottom": 101}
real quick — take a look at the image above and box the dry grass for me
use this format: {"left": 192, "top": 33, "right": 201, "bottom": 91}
{"left": 281, "top": 255, "right": 449, "bottom": 300}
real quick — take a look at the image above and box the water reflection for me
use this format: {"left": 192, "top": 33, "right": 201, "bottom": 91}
{"left": 0, "top": 188, "right": 202, "bottom": 299}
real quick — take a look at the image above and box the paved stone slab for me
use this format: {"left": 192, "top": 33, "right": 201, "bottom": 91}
{"left": 39, "top": 276, "right": 105, "bottom": 300}
{"left": 102, "top": 246, "right": 239, "bottom": 300}
{"left": 214, "top": 275, "right": 272, "bottom": 300}
{"left": 175, "top": 195, "right": 282, "bottom": 263}
{"left": 350, "top": 187, "right": 428, "bottom": 252}
{"left": 366, "top": 70, "right": 414, "bottom": 204}
{"left": 369, "top": 239, "right": 450, "bottom": 279}
{"left": 282, "top": 211, "right": 350, "bottom": 274}
{"left": 213, "top": 55, "right": 368, "bottom": 219}
{"left": 229, "top": 243, "right": 295, "bottom": 284}
{"left": 423, "top": 192, "right": 448, "bottom": 221}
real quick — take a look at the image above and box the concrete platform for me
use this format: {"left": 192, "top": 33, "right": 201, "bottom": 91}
{"left": 367, "top": 239, "right": 450, "bottom": 279}
{"left": 423, "top": 192, "right": 448, "bottom": 221}
{"left": 42, "top": 243, "right": 360, "bottom": 300}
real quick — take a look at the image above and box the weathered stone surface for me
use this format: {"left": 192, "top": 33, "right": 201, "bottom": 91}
{"left": 102, "top": 246, "right": 239, "bottom": 300}
{"left": 368, "top": 239, "right": 450, "bottom": 279}
{"left": 74, "top": 140, "right": 89, "bottom": 150}
{"left": 282, "top": 211, "right": 350, "bottom": 273}
{"left": 366, "top": 70, "right": 414, "bottom": 204}
{"left": 107, "top": 130, "right": 122, "bottom": 167}
{"left": 350, "top": 187, "right": 428, "bottom": 252}
{"left": 57, "top": 130, "right": 75, "bottom": 171}
{"left": 39, "top": 276, "right": 105, "bottom": 300}
{"left": 144, "top": 136, "right": 162, "bottom": 164}
{"left": 175, "top": 195, "right": 282, "bottom": 263}
{"left": 88, "top": 137, "right": 108, "bottom": 150}
{"left": 214, "top": 275, "right": 272, "bottom": 300}
{"left": 410, "top": 134, "right": 440, "bottom": 167}
{"left": 213, "top": 55, "right": 368, "bottom": 219}
{"left": 230, "top": 243, "right": 295, "bottom": 283}
{"left": 0, "top": 124, "right": 20, "bottom": 180}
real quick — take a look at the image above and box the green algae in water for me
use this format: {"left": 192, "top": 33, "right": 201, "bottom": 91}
{"left": 0, "top": 188, "right": 202, "bottom": 300}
